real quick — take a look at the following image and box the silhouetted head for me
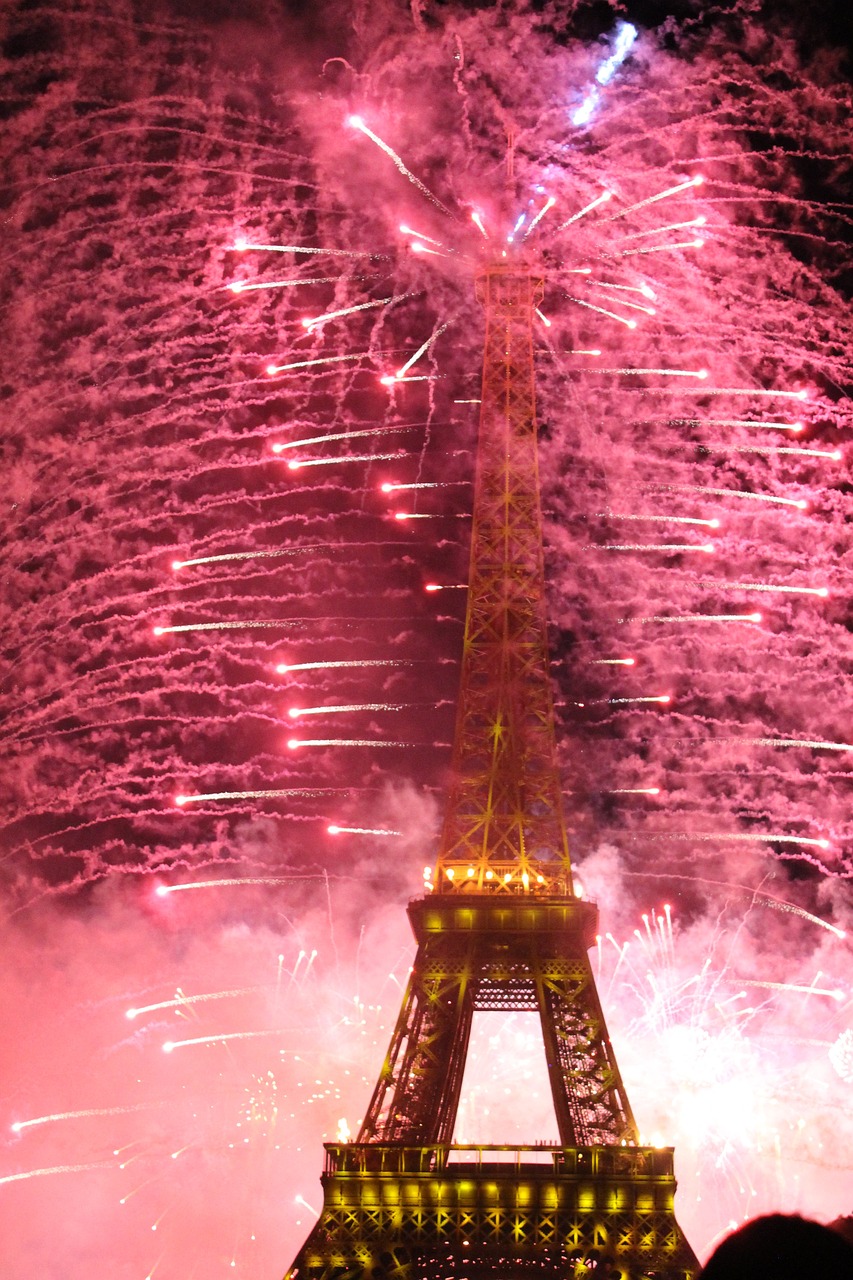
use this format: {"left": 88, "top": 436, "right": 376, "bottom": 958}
{"left": 701, "top": 1214, "right": 853, "bottom": 1279}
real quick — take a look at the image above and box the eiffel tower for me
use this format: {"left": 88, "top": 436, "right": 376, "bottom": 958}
{"left": 284, "top": 264, "right": 699, "bottom": 1279}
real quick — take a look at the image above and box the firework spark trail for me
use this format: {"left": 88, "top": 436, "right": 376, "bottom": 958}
{"left": 554, "top": 190, "right": 612, "bottom": 230}
{"left": 601, "top": 513, "right": 720, "bottom": 528}
{"left": 162, "top": 1029, "right": 288, "bottom": 1052}
{"left": 0, "top": 1163, "right": 115, "bottom": 1186}
{"left": 596, "top": 542, "right": 714, "bottom": 552}
{"left": 126, "top": 989, "right": 263, "bottom": 1019}
{"left": 608, "top": 175, "right": 705, "bottom": 220}
{"left": 563, "top": 293, "right": 638, "bottom": 327}
{"left": 153, "top": 876, "right": 352, "bottom": 895}
{"left": 621, "top": 613, "right": 763, "bottom": 625}
{"left": 288, "top": 703, "right": 407, "bottom": 717}
{"left": 646, "top": 483, "right": 808, "bottom": 509}
{"left": 346, "top": 116, "right": 454, "bottom": 216}
{"left": 302, "top": 291, "right": 414, "bottom": 330}
{"left": 265, "top": 351, "right": 380, "bottom": 376}
{"left": 276, "top": 660, "right": 410, "bottom": 673}
{"left": 287, "top": 451, "right": 406, "bottom": 469}
{"left": 270, "top": 424, "right": 422, "bottom": 452}
{"left": 227, "top": 275, "right": 367, "bottom": 293}
{"left": 11, "top": 1104, "right": 153, "bottom": 1133}
{"left": 173, "top": 789, "right": 349, "bottom": 804}
{"left": 697, "top": 580, "right": 829, "bottom": 597}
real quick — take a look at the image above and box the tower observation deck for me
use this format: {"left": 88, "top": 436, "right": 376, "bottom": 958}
{"left": 284, "top": 263, "right": 699, "bottom": 1279}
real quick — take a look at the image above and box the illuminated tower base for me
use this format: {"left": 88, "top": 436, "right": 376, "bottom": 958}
{"left": 284, "top": 267, "right": 698, "bottom": 1279}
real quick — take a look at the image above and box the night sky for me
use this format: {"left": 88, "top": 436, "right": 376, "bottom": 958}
{"left": 1, "top": 1, "right": 852, "bottom": 1276}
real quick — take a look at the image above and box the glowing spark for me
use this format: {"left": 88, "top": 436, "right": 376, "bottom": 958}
{"left": 601, "top": 512, "right": 719, "bottom": 528}
{"left": 609, "top": 174, "right": 704, "bottom": 220}
{"left": 564, "top": 294, "right": 637, "bottom": 327}
{"left": 287, "top": 738, "right": 419, "bottom": 749}
{"left": 154, "top": 620, "right": 308, "bottom": 635}
{"left": 126, "top": 989, "right": 260, "bottom": 1020}
{"left": 409, "top": 240, "right": 450, "bottom": 258}
{"left": 621, "top": 217, "right": 707, "bottom": 239}
{"left": 609, "top": 787, "right": 661, "bottom": 795}
{"left": 336, "top": 1118, "right": 351, "bottom": 1143}
{"left": 715, "top": 444, "right": 841, "bottom": 460}
{"left": 618, "top": 239, "right": 705, "bottom": 256}
{"left": 288, "top": 703, "right": 405, "bottom": 717}
{"left": 230, "top": 242, "right": 377, "bottom": 258}
{"left": 592, "top": 279, "right": 656, "bottom": 298}
{"left": 625, "top": 613, "right": 762, "bottom": 625}
{"left": 266, "top": 351, "right": 376, "bottom": 376}
{"left": 674, "top": 386, "right": 809, "bottom": 401}
{"left": 596, "top": 367, "right": 708, "bottom": 379}
{"left": 269, "top": 424, "right": 418, "bottom": 452}
{"left": 698, "top": 580, "right": 829, "bottom": 597}
{"left": 591, "top": 658, "right": 636, "bottom": 665}
{"left": 288, "top": 452, "right": 404, "bottom": 470}
{"left": 327, "top": 825, "right": 402, "bottom": 836}
{"left": 228, "top": 275, "right": 353, "bottom": 294}
{"left": 174, "top": 789, "right": 339, "bottom": 805}
{"left": 396, "top": 324, "right": 448, "bottom": 378}
{"left": 588, "top": 293, "right": 655, "bottom": 315}
{"left": 394, "top": 510, "right": 469, "bottom": 520}
{"left": 571, "top": 91, "right": 599, "bottom": 128}
{"left": 172, "top": 545, "right": 329, "bottom": 569}
{"left": 399, "top": 224, "right": 443, "bottom": 246}
{"left": 11, "top": 1104, "right": 150, "bottom": 1133}
{"left": 597, "top": 543, "right": 714, "bottom": 553}
{"left": 535, "top": 308, "right": 552, "bottom": 328}
{"left": 668, "top": 417, "right": 804, "bottom": 432}
{"left": 346, "top": 115, "right": 453, "bottom": 216}
{"left": 739, "top": 738, "right": 853, "bottom": 753}
{"left": 595, "top": 21, "right": 638, "bottom": 83}
{"left": 425, "top": 582, "right": 467, "bottom": 591}
{"left": 571, "top": 348, "right": 602, "bottom": 356}
{"left": 302, "top": 292, "right": 411, "bottom": 330}
{"left": 471, "top": 211, "right": 488, "bottom": 239}
{"left": 732, "top": 980, "right": 844, "bottom": 1001}
{"left": 276, "top": 660, "right": 404, "bottom": 674}
{"left": 0, "top": 1162, "right": 113, "bottom": 1186}
{"left": 556, "top": 191, "right": 611, "bottom": 230}
{"left": 523, "top": 195, "right": 556, "bottom": 238}
{"left": 381, "top": 481, "right": 445, "bottom": 492}
{"left": 163, "top": 1029, "right": 287, "bottom": 1053}
{"left": 609, "top": 696, "right": 671, "bottom": 704}
{"left": 648, "top": 483, "right": 808, "bottom": 509}
{"left": 155, "top": 878, "right": 317, "bottom": 894}
{"left": 643, "top": 832, "right": 830, "bottom": 849}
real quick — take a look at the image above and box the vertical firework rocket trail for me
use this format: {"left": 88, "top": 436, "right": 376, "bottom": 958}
{"left": 1, "top": 1, "right": 852, "bottom": 1276}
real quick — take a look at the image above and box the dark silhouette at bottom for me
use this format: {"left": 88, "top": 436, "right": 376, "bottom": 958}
{"left": 701, "top": 1214, "right": 853, "bottom": 1279}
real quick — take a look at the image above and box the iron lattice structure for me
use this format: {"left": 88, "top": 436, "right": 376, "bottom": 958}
{"left": 284, "top": 267, "right": 699, "bottom": 1279}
